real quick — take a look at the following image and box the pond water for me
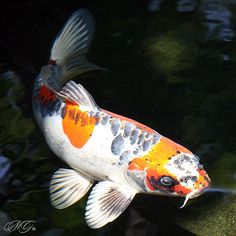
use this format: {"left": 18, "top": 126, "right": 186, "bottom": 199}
{"left": 0, "top": 1, "right": 235, "bottom": 235}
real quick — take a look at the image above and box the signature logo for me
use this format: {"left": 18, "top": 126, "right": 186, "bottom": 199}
{"left": 3, "top": 220, "right": 36, "bottom": 234}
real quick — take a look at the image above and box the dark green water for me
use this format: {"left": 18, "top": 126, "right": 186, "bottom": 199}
{"left": 0, "top": 1, "right": 235, "bottom": 235}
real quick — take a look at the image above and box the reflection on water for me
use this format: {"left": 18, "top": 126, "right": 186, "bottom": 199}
{"left": 148, "top": 0, "right": 198, "bottom": 12}
{"left": 176, "top": 0, "right": 198, "bottom": 12}
{"left": 0, "top": 1, "right": 236, "bottom": 235}
{"left": 0, "top": 154, "right": 11, "bottom": 184}
{"left": 200, "top": 0, "right": 235, "bottom": 42}
{"left": 148, "top": 0, "right": 235, "bottom": 44}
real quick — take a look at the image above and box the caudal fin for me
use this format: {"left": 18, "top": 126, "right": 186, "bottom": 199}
{"left": 50, "top": 9, "right": 102, "bottom": 85}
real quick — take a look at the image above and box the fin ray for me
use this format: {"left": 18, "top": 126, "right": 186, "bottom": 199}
{"left": 85, "top": 181, "right": 137, "bottom": 229}
{"left": 50, "top": 168, "right": 93, "bottom": 209}
{"left": 58, "top": 80, "right": 98, "bottom": 111}
{"left": 50, "top": 9, "right": 102, "bottom": 85}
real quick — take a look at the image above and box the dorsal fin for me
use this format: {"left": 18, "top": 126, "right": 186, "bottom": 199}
{"left": 58, "top": 81, "right": 98, "bottom": 111}
{"left": 50, "top": 9, "right": 103, "bottom": 85}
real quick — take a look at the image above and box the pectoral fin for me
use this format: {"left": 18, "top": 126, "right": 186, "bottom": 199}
{"left": 50, "top": 168, "right": 93, "bottom": 209}
{"left": 85, "top": 181, "right": 137, "bottom": 229}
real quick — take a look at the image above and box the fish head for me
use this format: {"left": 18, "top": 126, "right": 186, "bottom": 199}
{"left": 163, "top": 153, "right": 211, "bottom": 207}
{"left": 127, "top": 137, "right": 211, "bottom": 205}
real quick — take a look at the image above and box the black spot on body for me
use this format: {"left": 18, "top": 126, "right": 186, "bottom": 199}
{"left": 152, "top": 135, "right": 160, "bottom": 145}
{"left": 51, "top": 99, "right": 61, "bottom": 114}
{"left": 101, "top": 115, "right": 109, "bottom": 125}
{"left": 133, "top": 146, "right": 141, "bottom": 155}
{"left": 36, "top": 97, "right": 62, "bottom": 118}
{"left": 173, "top": 155, "right": 192, "bottom": 170}
{"left": 74, "top": 112, "right": 80, "bottom": 124}
{"left": 124, "top": 123, "right": 133, "bottom": 138}
{"left": 180, "top": 175, "right": 197, "bottom": 183}
{"left": 137, "top": 133, "right": 145, "bottom": 145}
{"left": 119, "top": 150, "right": 131, "bottom": 163}
{"left": 111, "top": 119, "right": 120, "bottom": 136}
{"left": 143, "top": 140, "right": 151, "bottom": 152}
{"left": 61, "top": 105, "right": 66, "bottom": 119}
{"left": 130, "top": 129, "right": 139, "bottom": 145}
{"left": 48, "top": 100, "right": 57, "bottom": 115}
{"left": 69, "top": 109, "right": 75, "bottom": 119}
{"left": 111, "top": 134, "right": 124, "bottom": 155}
{"left": 191, "top": 176, "right": 197, "bottom": 182}
{"left": 80, "top": 114, "right": 88, "bottom": 127}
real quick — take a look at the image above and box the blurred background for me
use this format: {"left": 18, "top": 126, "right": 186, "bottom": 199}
{"left": 0, "top": 0, "right": 236, "bottom": 235}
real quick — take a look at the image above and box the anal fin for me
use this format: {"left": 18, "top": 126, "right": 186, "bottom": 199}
{"left": 85, "top": 181, "right": 137, "bottom": 229}
{"left": 50, "top": 168, "right": 93, "bottom": 209}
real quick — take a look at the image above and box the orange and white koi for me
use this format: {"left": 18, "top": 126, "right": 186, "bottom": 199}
{"left": 32, "top": 9, "right": 211, "bottom": 229}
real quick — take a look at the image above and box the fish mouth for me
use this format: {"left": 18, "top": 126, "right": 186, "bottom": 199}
{"left": 180, "top": 170, "right": 211, "bottom": 208}
{"left": 179, "top": 188, "right": 208, "bottom": 209}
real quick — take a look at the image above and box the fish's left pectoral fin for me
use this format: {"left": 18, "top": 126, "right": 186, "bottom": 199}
{"left": 85, "top": 181, "right": 137, "bottom": 229}
{"left": 50, "top": 168, "right": 93, "bottom": 209}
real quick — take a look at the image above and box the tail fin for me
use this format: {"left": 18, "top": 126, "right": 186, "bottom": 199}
{"left": 50, "top": 9, "right": 101, "bottom": 85}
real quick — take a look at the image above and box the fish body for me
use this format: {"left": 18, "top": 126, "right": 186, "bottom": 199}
{"left": 32, "top": 9, "right": 211, "bottom": 229}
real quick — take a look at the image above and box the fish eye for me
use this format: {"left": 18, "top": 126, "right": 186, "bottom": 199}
{"left": 160, "top": 176, "right": 174, "bottom": 186}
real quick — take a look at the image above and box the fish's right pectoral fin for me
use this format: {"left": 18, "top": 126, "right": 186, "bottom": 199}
{"left": 50, "top": 168, "right": 93, "bottom": 209}
{"left": 85, "top": 181, "right": 137, "bottom": 229}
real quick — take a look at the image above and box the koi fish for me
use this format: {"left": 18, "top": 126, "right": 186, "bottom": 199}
{"left": 32, "top": 9, "right": 211, "bottom": 229}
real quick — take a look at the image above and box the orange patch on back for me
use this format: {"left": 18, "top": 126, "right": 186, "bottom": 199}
{"left": 62, "top": 102, "right": 98, "bottom": 148}
{"left": 104, "top": 109, "right": 156, "bottom": 133}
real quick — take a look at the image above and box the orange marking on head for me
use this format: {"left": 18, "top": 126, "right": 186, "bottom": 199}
{"left": 173, "top": 184, "right": 191, "bottom": 195}
{"left": 194, "top": 169, "right": 211, "bottom": 190}
{"left": 128, "top": 137, "right": 193, "bottom": 193}
{"left": 62, "top": 102, "right": 98, "bottom": 148}
{"left": 144, "top": 168, "right": 192, "bottom": 194}
{"left": 128, "top": 137, "right": 192, "bottom": 172}
{"left": 104, "top": 109, "right": 156, "bottom": 133}
{"left": 154, "top": 137, "right": 192, "bottom": 159}
{"left": 39, "top": 85, "right": 55, "bottom": 103}
{"left": 145, "top": 169, "right": 163, "bottom": 191}
{"left": 128, "top": 158, "right": 147, "bottom": 171}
